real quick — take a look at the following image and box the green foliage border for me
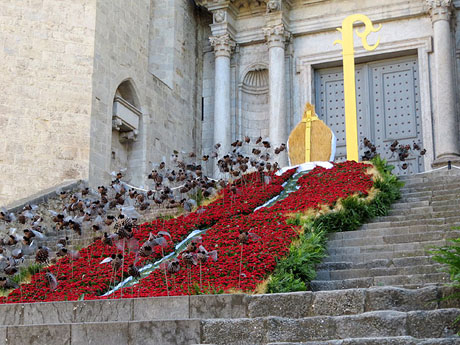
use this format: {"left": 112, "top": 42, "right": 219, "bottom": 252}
{"left": 267, "top": 156, "right": 403, "bottom": 293}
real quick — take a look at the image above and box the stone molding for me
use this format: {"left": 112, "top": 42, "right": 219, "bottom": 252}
{"left": 426, "top": 0, "right": 453, "bottom": 22}
{"left": 210, "top": 34, "right": 236, "bottom": 58}
{"left": 263, "top": 24, "right": 291, "bottom": 48}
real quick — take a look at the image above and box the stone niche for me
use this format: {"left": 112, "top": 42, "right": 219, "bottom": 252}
{"left": 240, "top": 67, "right": 269, "bottom": 154}
{"left": 111, "top": 80, "right": 144, "bottom": 183}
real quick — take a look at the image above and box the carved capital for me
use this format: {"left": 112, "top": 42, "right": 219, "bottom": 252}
{"left": 263, "top": 24, "right": 291, "bottom": 48}
{"left": 426, "top": 0, "right": 453, "bottom": 22}
{"left": 210, "top": 34, "right": 236, "bottom": 58}
{"left": 213, "top": 9, "right": 227, "bottom": 24}
{"left": 266, "top": 0, "right": 281, "bottom": 13}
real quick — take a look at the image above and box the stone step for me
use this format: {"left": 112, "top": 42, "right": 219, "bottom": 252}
{"left": 401, "top": 181, "right": 460, "bottom": 192}
{"left": 318, "top": 256, "right": 439, "bottom": 271}
{"left": 316, "top": 264, "right": 444, "bottom": 281}
{"left": 431, "top": 198, "right": 460, "bottom": 208}
{"left": 327, "top": 240, "right": 448, "bottom": 256}
{"left": 311, "top": 272, "right": 450, "bottom": 291}
{"left": 266, "top": 336, "right": 460, "bottom": 345}
{"left": 361, "top": 217, "right": 460, "bottom": 230}
{"left": 201, "top": 309, "right": 460, "bottom": 345}
{"left": 379, "top": 213, "right": 460, "bottom": 224}
{"left": 327, "top": 231, "right": 460, "bottom": 249}
{"left": 388, "top": 206, "right": 434, "bottom": 216}
{"left": 390, "top": 200, "right": 431, "bottom": 209}
{"left": 328, "top": 225, "right": 456, "bottom": 241}
{"left": 323, "top": 250, "right": 437, "bottom": 264}
{"left": 388, "top": 204, "right": 460, "bottom": 216}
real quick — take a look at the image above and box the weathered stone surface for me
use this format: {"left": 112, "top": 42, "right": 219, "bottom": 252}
{"left": 74, "top": 299, "right": 133, "bottom": 323}
{"left": 202, "top": 318, "right": 267, "bottom": 345}
{"left": 311, "top": 289, "right": 365, "bottom": 316}
{"left": 418, "top": 339, "right": 460, "bottom": 344}
{"left": 129, "top": 320, "right": 201, "bottom": 345}
{"left": 267, "top": 316, "right": 336, "bottom": 342}
{"left": 133, "top": 296, "right": 189, "bottom": 321}
{"left": 247, "top": 292, "right": 312, "bottom": 318}
{"left": 407, "top": 309, "right": 460, "bottom": 338}
{"left": 0, "top": 303, "right": 24, "bottom": 326}
{"left": 6, "top": 324, "right": 71, "bottom": 345}
{"left": 23, "top": 301, "right": 75, "bottom": 325}
{"left": 335, "top": 311, "right": 407, "bottom": 338}
{"left": 71, "top": 322, "right": 129, "bottom": 345}
{"left": 0, "top": 327, "right": 6, "bottom": 345}
{"left": 190, "top": 294, "right": 246, "bottom": 319}
{"left": 365, "top": 286, "right": 439, "bottom": 312}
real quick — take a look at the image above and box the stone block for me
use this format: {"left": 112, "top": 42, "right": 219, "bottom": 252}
{"left": 6, "top": 324, "right": 71, "bottom": 345}
{"left": 133, "top": 296, "right": 189, "bottom": 321}
{"left": 128, "top": 320, "right": 201, "bottom": 345}
{"left": 190, "top": 294, "right": 246, "bottom": 319}
{"left": 23, "top": 301, "right": 75, "bottom": 325}
{"left": 74, "top": 299, "right": 133, "bottom": 323}
{"left": 342, "top": 337, "right": 418, "bottom": 345}
{"left": 202, "top": 318, "right": 266, "bottom": 345}
{"left": 335, "top": 311, "right": 407, "bottom": 338}
{"left": 266, "top": 316, "right": 336, "bottom": 342}
{"left": 312, "top": 289, "right": 365, "bottom": 316}
{"left": 247, "top": 292, "right": 312, "bottom": 318}
{"left": 71, "top": 322, "right": 129, "bottom": 345}
{"left": 365, "top": 287, "right": 438, "bottom": 312}
{"left": 0, "top": 328, "right": 5, "bottom": 345}
{"left": 0, "top": 303, "right": 24, "bottom": 326}
{"left": 407, "top": 309, "right": 460, "bottom": 338}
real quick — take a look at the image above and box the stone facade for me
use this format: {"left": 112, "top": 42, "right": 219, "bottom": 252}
{"left": 2, "top": 0, "right": 460, "bottom": 204}
{"left": 0, "top": 0, "right": 96, "bottom": 205}
{"left": 0, "top": 0, "right": 206, "bottom": 205}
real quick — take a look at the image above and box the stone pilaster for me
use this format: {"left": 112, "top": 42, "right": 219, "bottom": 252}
{"left": 264, "top": 24, "right": 290, "bottom": 166}
{"left": 210, "top": 34, "right": 236, "bottom": 157}
{"left": 427, "top": 0, "right": 460, "bottom": 166}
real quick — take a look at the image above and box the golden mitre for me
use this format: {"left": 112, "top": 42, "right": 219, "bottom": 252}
{"left": 288, "top": 103, "right": 336, "bottom": 165}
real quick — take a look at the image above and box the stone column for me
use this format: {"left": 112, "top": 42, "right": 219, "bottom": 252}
{"left": 210, "top": 34, "right": 235, "bottom": 155}
{"left": 264, "top": 24, "right": 290, "bottom": 166}
{"left": 427, "top": 0, "right": 460, "bottom": 166}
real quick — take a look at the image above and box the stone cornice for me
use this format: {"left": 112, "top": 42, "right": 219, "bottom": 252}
{"left": 210, "top": 34, "right": 237, "bottom": 57}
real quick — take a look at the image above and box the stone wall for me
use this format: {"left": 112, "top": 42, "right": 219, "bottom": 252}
{"left": 89, "top": 0, "right": 205, "bottom": 188}
{"left": 0, "top": 0, "right": 96, "bottom": 205}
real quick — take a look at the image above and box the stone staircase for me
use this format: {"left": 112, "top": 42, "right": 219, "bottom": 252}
{"left": 1, "top": 169, "right": 460, "bottom": 344}
{"left": 311, "top": 169, "right": 460, "bottom": 291}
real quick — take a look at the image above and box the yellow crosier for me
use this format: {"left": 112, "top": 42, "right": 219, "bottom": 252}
{"left": 334, "top": 14, "right": 381, "bottom": 162}
{"left": 301, "top": 103, "right": 318, "bottom": 163}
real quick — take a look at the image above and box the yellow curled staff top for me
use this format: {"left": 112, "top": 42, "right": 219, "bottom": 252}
{"left": 333, "top": 14, "right": 381, "bottom": 162}
{"left": 288, "top": 103, "right": 333, "bottom": 165}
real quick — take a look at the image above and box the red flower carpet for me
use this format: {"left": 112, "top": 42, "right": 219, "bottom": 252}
{"left": 1, "top": 161, "right": 373, "bottom": 303}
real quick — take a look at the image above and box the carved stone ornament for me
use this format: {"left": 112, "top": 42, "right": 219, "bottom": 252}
{"left": 266, "top": 0, "right": 280, "bottom": 13}
{"left": 209, "top": 34, "right": 236, "bottom": 58}
{"left": 426, "top": 0, "right": 453, "bottom": 21}
{"left": 213, "top": 9, "right": 226, "bottom": 23}
{"left": 263, "top": 24, "right": 291, "bottom": 48}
